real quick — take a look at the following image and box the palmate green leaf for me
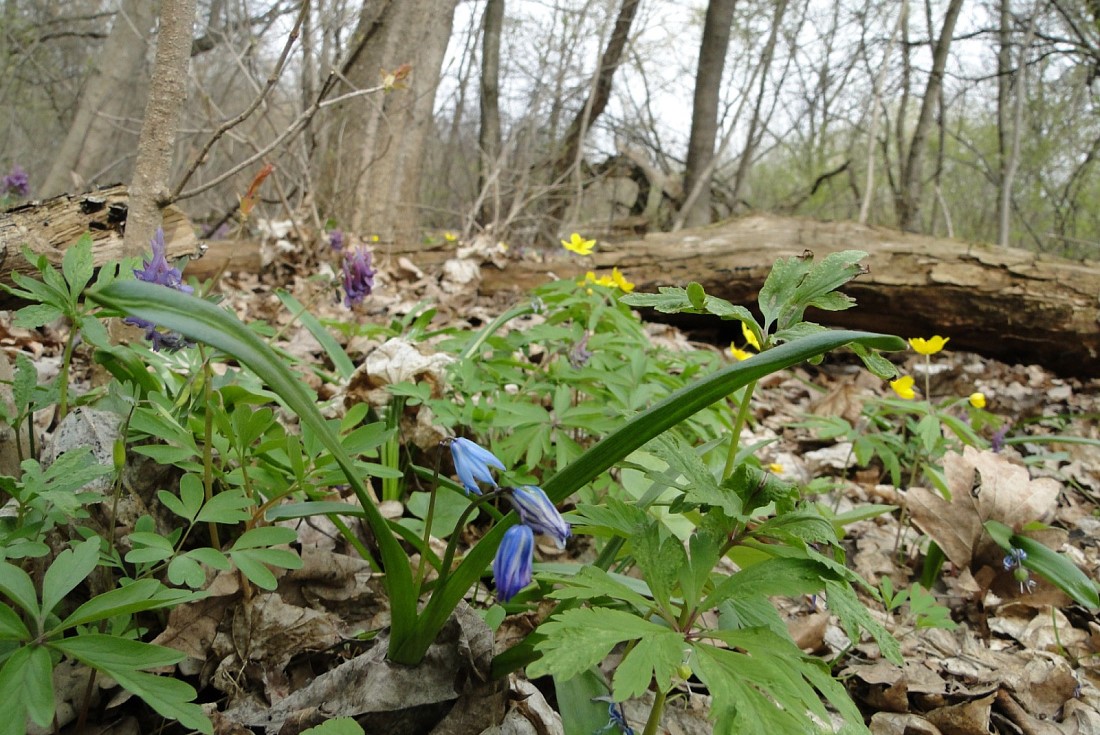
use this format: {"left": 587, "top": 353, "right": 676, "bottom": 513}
{"left": 528, "top": 608, "right": 672, "bottom": 682}
{"left": 622, "top": 286, "right": 755, "bottom": 322}
{"left": 0, "top": 644, "right": 54, "bottom": 732}
{"left": 12, "top": 303, "right": 64, "bottom": 329}
{"left": 650, "top": 434, "right": 740, "bottom": 516}
{"left": 87, "top": 280, "right": 419, "bottom": 656}
{"left": 540, "top": 566, "right": 652, "bottom": 611}
{"left": 824, "top": 579, "right": 902, "bottom": 664}
{"left": 631, "top": 524, "right": 684, "bottom": 613}
{"left": 702, "top": 557, "right": 834, "bottom": 611}
{"left": 196, "top": 486, "right": 253, "bottom": 524}
{"left": 614, "top": 631, "right": 685, "bottom": 700}
{"left": 62, "top": 233, "right": 95, "bottom": 298}
{"left": 231, "top": 526, "right": 298, "bottom": 549}
{"left": 300, "top": 718, "right": 365, "bottom": 735}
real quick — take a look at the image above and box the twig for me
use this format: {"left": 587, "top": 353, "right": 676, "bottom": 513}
{"left": 172, "top": 82, "right": 385, "bottom": 203}
{"left": 171, "top": 1, "right": 309, "bottom": 200}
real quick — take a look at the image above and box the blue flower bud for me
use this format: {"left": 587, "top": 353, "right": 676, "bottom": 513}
{"left": 493, "top": 524, "right": 534, "bottom": 602}
{"left": 510, "top": 486, "right": 570, "bottom": 549}
{"left": 450, "top": 437, "right": 505, "bottom": 495}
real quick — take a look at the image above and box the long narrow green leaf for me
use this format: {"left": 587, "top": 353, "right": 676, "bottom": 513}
{"left": 276, "top": 290, "right": 356, "bottom": 380}
{"left": 88, "top": 281, "right": 419, "bottom": 657}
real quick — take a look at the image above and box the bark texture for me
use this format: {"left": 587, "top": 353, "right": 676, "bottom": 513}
{"left": 0, "top": 185, "right": 199, "bottom": 308}
{"left": 465, "top": 215, "right": 1100, "bottom": 377}
{"left": 477, "top": 0, "right": 504, "bottom": 226}
{"left": 40, "top": 0, "right": 159, "bottom": 197}
{"left": 124, "top": 0, "right": 197, "bottom": 257}
{"left": 329, "top": 0, "right": 459, "bottom": 245}
{"left": 681, "top": 0, "right": 737, "bottom": 229}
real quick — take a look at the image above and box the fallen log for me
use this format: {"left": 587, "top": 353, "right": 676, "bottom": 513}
{"left": 0, "top": 184, "right": 199, "bottom": 308}
{"left": 468, "top": 215, "right": 1100, "bottom": 377}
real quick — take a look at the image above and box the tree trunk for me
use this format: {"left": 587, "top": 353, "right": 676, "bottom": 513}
{"left": 477, "top": 0, "right": 504, "bottom": 227}
{"left": 123, "top": 0, "right": 197, "bottom": 257}
{"left": 547, "top": 0, "right": 642, "bottom": 223}
{"left": 729, "top": 0, "right": 791, "bottom": 208}
{"left": 896, "top": 0, "right": 964, "bottom": 232}
{"left": 0, "top": 185, "right": 198, "bottom": 308}
{"left": 680, "top": 0, "right": 737, "bottom": 229}
{"left": 40, "top": 0, "right": 159, "bottom": 198}
{"left": 459, "top": 215, "right": 1100, "bottom": 377}
{"left": 859, "top": 10, "right": 901, "bottom": 224}
{"left": 327, "top": 0, "right": 459, "bottom": 245}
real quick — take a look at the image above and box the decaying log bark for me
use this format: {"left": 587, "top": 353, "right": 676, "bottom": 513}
{"left": 469, "top": 215, "right": 1100, "bottom": 377}
{"left": 0, "top": 184, "right": 199, "bottom": 309}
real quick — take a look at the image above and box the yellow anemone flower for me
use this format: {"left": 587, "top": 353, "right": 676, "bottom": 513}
{"left": 741, "top": 321, "right": 761, "bottom": 351}
{"left": 444, "top": 231, "right": 458, "bottom": 243}
{"left": 561, "top": 232, "right": 596, "bottom": 255}
{"left": 969, "top": 392, "right": 987, "bottom": 409}
{"left": 768, "top": 462, "right": 784, "bottom": 474}
{"left": 611, "top": 267, "right": 635, "bottom": 293}
{"left": 890, "top": 376, "right": 916, "bottom": 400}
{"left": 909, "top": 336, "right": 949, "bottom": 355}
{"left": 730, "top": 344, "right": 753, "bottom": 361}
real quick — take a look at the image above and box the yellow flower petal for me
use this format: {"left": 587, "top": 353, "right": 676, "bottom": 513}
{"left": 730, "top": 344, "right": 752, "bottom": 361}
{"left": 969, "top": 392, "right": 987, "bottom": 409}
{"left": 768, "top": 462, "right": 784, "bottom": 474}
{"left": 741, "top": 321, "right": 761, "bottom": 351}
{"left": 444, "top": 231, "right": 458, "bottom": 242}
{"left": 890, "top": 375, "right": 916, "bottom": 400}
{"left": 611, "top": 267, "right": 635, "bottom": 293}
{"left": 909, "top": 336, "right": 949, "bottom": 355}
{"left": 561, "top": 232, "right": 596, "bottom": 255}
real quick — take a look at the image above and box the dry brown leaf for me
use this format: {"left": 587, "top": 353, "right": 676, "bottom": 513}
{"left": 869, "top": 712, "right": 944, "bottom": 735}
{"left": 924, "top": 693, "right": 995, "bottom": 735}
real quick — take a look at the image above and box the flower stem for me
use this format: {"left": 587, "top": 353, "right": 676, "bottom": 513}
{"left": 56, "top": 322, "right": 78, "bottom": 421}
{"left": 642, "top": 687, "right": 668, "bottom": 735}
{"left": 722, "top": 380, "right": 757, "bottom": 480}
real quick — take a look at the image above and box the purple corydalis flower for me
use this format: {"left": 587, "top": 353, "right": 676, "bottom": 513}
{"left": 342, "top": 247, "right": 376, "bottom": 307}
{"left": 991, "top": 426, "right": 1009, "bottom": 453}
{"left": 329, "top": 229, "right": 345, "bottom": 250}
{"left": 510, "top": 486, "right": 571, "bottom": 549}
{"left": 493, "top": 524, "right": 534, "bottom": 602}
{"left": 449, "top": 437, "right": 505, "bottom": 495}
{"left": 569, "top": 332, "right": 592, "bottom": 368}
{"left": 124, "top": 227, "right": 193, "bottom": 352}
{"left": 1, "top": 164, "right": 29, "bottom": 198}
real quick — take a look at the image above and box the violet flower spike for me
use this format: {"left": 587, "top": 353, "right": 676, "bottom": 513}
{"left": 342, "top": 246, "right": 376, "bottom": 308}
{"left": 329, "top": 229, "right": 345, "bottom": 250}
{"left": 493, "top": 524, "right": 534, "bottom": 602}
{"left": 1, "top": 164, "right": 29, "bottom": 198}
{"left": 450, "top": 437, "right": 506, "bottom": 495}
{"left": 510, "top": 486, "right": 571, "bottom": 549}
{"left": 124, "top": 227, "right": 193, "bottom": 352}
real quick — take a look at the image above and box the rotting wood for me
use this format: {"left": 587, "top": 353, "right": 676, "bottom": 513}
{"left": 463, "top": 215, "right": 1100, "bottom": 377}
{"left": 0, "top": 184, "right": 199, "bottom": 308}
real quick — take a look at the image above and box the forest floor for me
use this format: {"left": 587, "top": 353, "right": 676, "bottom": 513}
{"left": 3, "top": 230, "right": 1099, "bottom": 735}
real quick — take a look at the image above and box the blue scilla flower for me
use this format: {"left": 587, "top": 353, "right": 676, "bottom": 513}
{"left": 1003, "top": 547, "right": 1028, "bottom": 571}
{"left": 450, "top": 437, "right": 505, "bottom": 495}
{"left": 493, "top": 524, "right": 534, "bottom": 602}
{"left": 510, "top": 486, "right": 571, "bottom": 549}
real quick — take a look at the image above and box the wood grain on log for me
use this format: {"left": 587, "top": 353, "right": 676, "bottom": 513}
{"left": 0, "top": 184, "right": 199, "bottom": 309}
{"left": 469, "top": 215, "right": 1100, "bottom": 377}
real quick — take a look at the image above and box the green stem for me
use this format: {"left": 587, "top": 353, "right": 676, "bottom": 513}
{"left": 198, "top": 346, "right": 221, "bottom": 551}
{"left": 460, "top": 302, "right": 536, "bottom": 360}
{"left": 436, "top": 489, "right": 506, "bottom": 591}
{"left": 382, "top": 396, "right": 405, "bottom": 502}
{"left": 414, "top": 484, "right": 439, "bottom": 592}
{"left": 721, "top": 380, "right": 757, "bottom": 480}
{"left": 641, "top": 687, "right": 668, "bottom": 735}
{"left": 56, "top": 323, "right": 78, "bottom": 420}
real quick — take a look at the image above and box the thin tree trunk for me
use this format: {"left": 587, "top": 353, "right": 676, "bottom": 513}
{"left": 859, "top": 10, "right": 902, "bottom": 224}
{"left": 681, "top": 0, "right": 737, "bottom": 228}
{"left": 896, "top": 0, "right": 964, "bottom": 232}
{"left": 123, "top": 0, "right": 197, "bottom": 256}
{"left": 477, "top": 0, "right": 504, "bottom": 227}
{"left": 730, "top": 0, "right": 790, "bottom": 207}
{"left": 328, "top": 0, "right": 459, "bottom": 244}
{"left": 548, "top": 0, "right": 642, "bottom": 223}
{"left": 996, "top": 0, "right": 1012, "bottom": 244}
{"left": 1000, "top": 5, "right": 1038, "bottom": 247}
{"left": 41, "top": 0, "right": 159, "bottom": 197}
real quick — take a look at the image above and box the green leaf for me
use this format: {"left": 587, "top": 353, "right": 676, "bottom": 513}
{"left": 231, "top": 526, "right": 298, "bottom": 550}
{"left": 541, "top": 566, "right": 652, "bottom": 611}
{"left": 300, "top": 718, "right": 365, "bottom": 735}
{"left": 124, "top": 533, "right": 176, "bottom": 564}
{"left": 554, "top": 670, "right": 615, "bottom": 735}
{"left": 87, "top": 281, "right": 418, "bottom": 660}
{"left": 62, "top": 233, "right": 95, "bottom": 297}
{"left": 12, "top": 303, "right": 64, "bottom": 329}
{"left": 0, "top": 561, "right": 39, "bottom": 619}
{"left": 196, "top": 487, "right": 254, "bottom": 524}
{"left": 613, "top": 630, "right": 684, "bottom": 700}
{"left": 824, "top": 579, "right": 902, "bottom": 665}
{"left": 529, "top": 608, "right": 673, "bottom": 682}
{"left": 58, "top": 579, "right": 196, "bottom": 631}
{"left": 1011, "top": 534, "right": 1099, "bottom": 609}
{"left": 0, "top": 644, "right": 55, "bottom": 729}
{"left": 0, "top": 604, "right": 30, "bottom": 641}
{"left": 703, "top": 558, "right": 834, "bottom": 611}
{"left": 264, "top": 501, "right": 365, "bottom": 521}
{"left": 631, "top": 524, "right": 684, "bottom": 613}
{"left": 41, "top": 539, "right": 100, "bottom": 622}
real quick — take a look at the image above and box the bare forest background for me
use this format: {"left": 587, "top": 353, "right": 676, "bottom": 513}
{"left": 2, "top": 0, "right": 1100, "bottom": 258}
